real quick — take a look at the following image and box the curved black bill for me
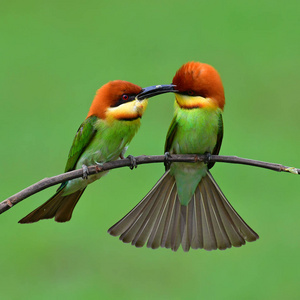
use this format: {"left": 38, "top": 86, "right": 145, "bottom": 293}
{"left": 137, "top": 84, "right": 178, "bottom": 100}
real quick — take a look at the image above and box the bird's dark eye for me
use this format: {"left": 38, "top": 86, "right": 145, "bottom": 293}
{"left": 188, "top": 90, "right": 195, "bottom": 96}
{"left": 122, "top": 94, "right": 129, "bottom": 101}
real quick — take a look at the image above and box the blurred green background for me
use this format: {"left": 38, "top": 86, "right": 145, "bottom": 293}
{"left": 1, "top": 0, "right": 300, "bottom": 299}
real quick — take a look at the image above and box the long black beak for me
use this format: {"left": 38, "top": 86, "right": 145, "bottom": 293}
{"left": 137, "top": 84, "right": 178, "bottom": 100}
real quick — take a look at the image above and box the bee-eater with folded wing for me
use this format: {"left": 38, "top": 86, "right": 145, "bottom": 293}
{"left": 19, "top": 81, "right": 174, "bottom": 223}
{"left": 109, "top": 62, "right": 259, "bottom": 251}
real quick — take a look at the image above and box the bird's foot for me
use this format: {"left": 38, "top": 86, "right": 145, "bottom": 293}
{"left": 94, "top": 161, "right": 104, "bottom": 172}
{"left": 127, "top": 155, "right": 137, "bottom": 170}
{"left": 203, "top": 152, "right": 212, "bottom": 164}
{"left": 164, "top": 152, "right": 172, "bottom": 170}
{"left": 82, "top": 164, "right": 89, "bottom": 179}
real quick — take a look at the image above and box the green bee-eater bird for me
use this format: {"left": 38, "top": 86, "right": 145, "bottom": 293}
{"left": 108, "top": 62, "right": 259, "bottom": 251}
{"left": 19, "top": 81, "right": 175, "bottom": 224}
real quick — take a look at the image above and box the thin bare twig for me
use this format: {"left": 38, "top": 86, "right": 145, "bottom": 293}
{"left": 0, "top": 154, "right": 298, "bottom": 215}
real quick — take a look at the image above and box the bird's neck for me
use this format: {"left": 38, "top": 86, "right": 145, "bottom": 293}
{"left": 175, "top": 94, "right": 221, "bottom": 110}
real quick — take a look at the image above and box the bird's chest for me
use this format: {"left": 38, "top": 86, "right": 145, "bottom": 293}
{"left": 171, "top": 108, "right": 220, "bottom": 155}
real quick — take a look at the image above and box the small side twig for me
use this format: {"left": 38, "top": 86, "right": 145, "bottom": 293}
{"left": 0, "top": 154, "right": 298, "bottom": 215}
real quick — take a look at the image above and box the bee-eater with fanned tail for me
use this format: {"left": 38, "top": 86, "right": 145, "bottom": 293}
{"left": 19, "top": 81, "right": 175, "bottom": 224}
{"left": 108, "top": 62, "right": 259, "bottom": 251}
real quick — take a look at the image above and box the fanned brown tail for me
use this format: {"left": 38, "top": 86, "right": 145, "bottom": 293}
{"left": 108, "top": 171, "right": 258, "bottom": 251}
{"left": 19, "top": 187, "right": 86, "bottom": 223}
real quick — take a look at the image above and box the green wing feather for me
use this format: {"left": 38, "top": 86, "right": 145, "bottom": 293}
{"left": 164, "top": 116, "right": 178, "bottom": 171}
{"left": 64, "top": 115, "right": 98, "bottom": 172}
{"left": 208, "top": 113, "right": 223, "bottom": 169}
{"left": 164, "top": 116, "right": 178, "bottom": 153}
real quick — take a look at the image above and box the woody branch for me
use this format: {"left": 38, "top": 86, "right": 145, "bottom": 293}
{"left": 0, "top": 154, "right": 298, "bottom": 215}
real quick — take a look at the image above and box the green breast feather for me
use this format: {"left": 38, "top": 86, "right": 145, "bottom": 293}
{"left": 165, "top": 107, "right": 223, "bottom": 157}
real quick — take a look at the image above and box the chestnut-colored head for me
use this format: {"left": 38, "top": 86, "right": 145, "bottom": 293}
{"left": 172, "top": 62, "right": 225, "bottom": 110}
{"left": 87, "top": 80, "right": 147, "bottom": 120}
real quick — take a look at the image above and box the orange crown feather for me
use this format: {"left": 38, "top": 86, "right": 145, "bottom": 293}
{"left": 172, "top": 62, "right": 225, "bottom": 110}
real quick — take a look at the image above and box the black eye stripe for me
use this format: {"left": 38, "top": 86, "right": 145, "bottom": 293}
{"left": 180, "top": 91, "right": 206, "bottom": 97}
{"left": 180, "top": 90, "right": 195, "bottom": 96}
{"left": 111, "top": 94, "right": 137, "bottom": 107}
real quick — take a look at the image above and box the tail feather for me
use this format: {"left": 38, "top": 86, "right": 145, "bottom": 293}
{"left": 191, "top": 192, "right": 203, "bottom": 249}
{"left": 19, "top": 188, "right": 85, "bottom": 223}
{"left": 108, "top": 171, "right": 259, "bottom": 251}
{"left": 202, "top": 178, "right": 231, "bottom": 249}
{"left": 109, "top": 172, "right": 169, "bottom": 238}
{"left": 146, "top": 181, "right": 176, "bottom": 249}
{"left": 160, "top": 184, "right": 177, "bottom": 248}
{"left": 206, "top": 176, "right": 246, "bottom": 247}
{"left": 131, "top": 175, "right": 174, "bottom": 247}
{"left": 170, "top": 196, "right": 181, "bottom": 251}
{"left": 180, "top": 205, "right": 190, "bottom": 251}
{"left": 207, "top": 172, "right": 258, "bottom": 242}
{"left": 131, "top": 188, "right": 163, "bottom": 247}
{"left": 55, "top": 189, "right": 85, "bottom": 222}
{"left": 200, "top": 182, "right": 218, "bottom": 250}
{"left": 112, "top": 172, "right": 174, "bottom": 246}
{"left": 120, "top": 182, "right": 164, "bottom": 244}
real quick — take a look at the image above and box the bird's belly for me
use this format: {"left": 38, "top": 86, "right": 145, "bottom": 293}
{"left": 63, "top": 171, "right": 108, "bottom": 195}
